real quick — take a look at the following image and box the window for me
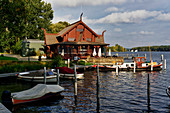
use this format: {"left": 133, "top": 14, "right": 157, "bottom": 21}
{"left": 86, "top": 38, "right": 92, "bottom": 42}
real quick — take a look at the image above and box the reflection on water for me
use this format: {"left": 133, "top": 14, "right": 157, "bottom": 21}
{"left": 0, "top": 52, "right": 170, "bottom": 112}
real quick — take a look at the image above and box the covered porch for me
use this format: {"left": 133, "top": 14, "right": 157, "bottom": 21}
{"left": 47, "top": 43, "right": 109, "bottom": 59}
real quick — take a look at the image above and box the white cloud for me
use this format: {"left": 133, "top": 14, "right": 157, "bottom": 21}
{"left": 139, "top": 31, "right": 154, "bottom": 35}
{"left": 114, "top": 28, "right": 122, "bottom": 32}
{"left": 94, "top": 10, "right": 161, "bottom": 24}
{"left": 129, "top": 31, "right": 154, "bottom": 35}
{"left": 44, "top": 0, "right": 127, "bottom": 7}
{"left": 156, "top": 13, "right": 170, "bottom": 21}
{"left": 105, "top": 7, "right": 119, "bottom": 12}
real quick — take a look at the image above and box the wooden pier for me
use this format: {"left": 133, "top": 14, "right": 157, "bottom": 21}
{"left": 0, "top": 103, "right": 11, "bottom": 113}
{"left": 87, "top": 56, "right": 123, "bottom": 65}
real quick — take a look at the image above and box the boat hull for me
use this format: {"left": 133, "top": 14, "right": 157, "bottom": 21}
{"left": 12, "top": 92, "right": 62, "bottom": 105}
{"left": 54, "top": 73, "right": 84, "bottom": 79}
{"left": 94, "top": 64, "right": 163, "bottom": 72}
{"left": 17, "top": 75, "right": 58, "bottom": 83}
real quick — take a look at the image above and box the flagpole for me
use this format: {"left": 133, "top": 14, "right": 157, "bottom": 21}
{"left": 149, "top": 44, "right": 152, "bottom": 62}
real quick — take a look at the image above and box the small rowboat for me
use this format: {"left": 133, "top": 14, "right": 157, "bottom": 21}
{"left": 17, "top": 70, "right": 57, "bottom": 83}
{"left": 1, "top": 84, "right": 64, "bottom": 105}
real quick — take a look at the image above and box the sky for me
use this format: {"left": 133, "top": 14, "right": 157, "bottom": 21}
{"left": 43, "top": 0, "right": 170, "bottom": 48}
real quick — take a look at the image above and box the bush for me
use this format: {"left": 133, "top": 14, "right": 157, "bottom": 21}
{"left": 77, "top": 60, "right": 93, "bottom": 65}
{"left": 50, "top": 56, "right": 66, "bottom": 68}
{"left": 0, "top": 62, "right": 45, "bottom": 73}
{"left": 78, "top": 60, "right": 85, "bottom": 65}
{"left": 11, "top": 41, "right": 22, "bottom": 54}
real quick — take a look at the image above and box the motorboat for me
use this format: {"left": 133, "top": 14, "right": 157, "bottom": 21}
{"left": 1, "top": 84, "right": 64, "bottom": 105}
{"left": 53, "top": 67, "right": 84, "bottom": 79}
{"left": 93, "top": 56, "right": 163, "bottom": 71}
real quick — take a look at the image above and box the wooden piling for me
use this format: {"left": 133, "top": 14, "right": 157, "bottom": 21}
{"left": 147, "top": 74, "right": 151, "bottom": 111}
{"left": 44, "top": 67, "right": 46, "bottom": 84}
{"left": 74, "top": 65, "right": 77, "bottom": 106}
{"left": 116, "top": 66, "right": 119, "bottom": 75}
{"left": 96, "top": 64, "right": 100, "bottom": 112}
{"left": 97, "top": 64, "right": 100, "bottom": 87}
{"left": 164, "top": 59, "right": 166, "bottom": 70}
{"left": 68, "top": 59, "right": 70, "bottom": 68}
{"left": 57, "top": 69, "right": 60, "bottom": 85}
{"left": 161, "top": 54, "right": 164, "bottom": 62}
{"left": 134, "top": 61, "right": 136, "bottom": 73}
{"left": 151, "top": 60, "right": 153, "bottom": 71}
{"left": 74, "top": 65, "right": 77, "bottom": 96}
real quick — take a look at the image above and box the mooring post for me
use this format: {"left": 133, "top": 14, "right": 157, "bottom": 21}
{"left": 57, "top": 69, "right": 60, "bottom": 85}
{"left": 161, "top": 54, "right": 164, "bottom": 62}
{"left": 97, "top": 64, "right": 100, "bottom": 87}
{"left": 151, "top": 60, "right": 153, "bottom": 71}
{"left": 74, "top": 65, "right": 77, "bottom": 97}
{"left": 74, "top": 65, "right": 77, "bottom": 107}
{"left": 164, "top": 59, "right": 166, "bottom": 70}
{"left": 97, "top": 64, "right": 100, "bottom": 112}
{"left": 116, "top": 66, "right": 119, "bottom": 75}
{"left": 145, "top": 54, "right": 147, "bottom": 59}
{"left": 44, "top": 67, "right": 46, "bottom": 84}
{"left": 68, "top": 59, "right": 70, "bottom": 68}
{"left": 147, "top": 74, "right": 151, "bottom": 111}
{"left": 134, "top": 61, "right": 136, "bottom": 73}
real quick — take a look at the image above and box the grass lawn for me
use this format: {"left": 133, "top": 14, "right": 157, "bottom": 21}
{"left": 0, "top": 56, "right": 18, "bottom": 61}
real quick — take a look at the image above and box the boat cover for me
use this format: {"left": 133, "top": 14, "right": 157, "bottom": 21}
{"left": 11, "top": 84, "right": 64, "bottom": 100}
{"left": 56, "top": 67, "right": 81, "bottom": 74}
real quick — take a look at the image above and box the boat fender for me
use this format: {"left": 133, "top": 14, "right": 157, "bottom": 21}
{"left": 1, "top": 90, "right": 13, "bottom": 109}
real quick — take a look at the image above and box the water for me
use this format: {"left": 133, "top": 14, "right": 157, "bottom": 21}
{"left": 0, "top": 52, "right": 170, "bottom": 113}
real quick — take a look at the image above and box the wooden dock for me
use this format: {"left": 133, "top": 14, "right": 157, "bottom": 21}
{"left": 87, "top": 56, "right": 123, "bottom": 65}
{"left": 0, "top": 103, "right": 11, "bottom": 113}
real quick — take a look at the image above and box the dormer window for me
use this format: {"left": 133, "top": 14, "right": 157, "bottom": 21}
{"left": 68, "top": 38, "right": 75, "bottom": 42}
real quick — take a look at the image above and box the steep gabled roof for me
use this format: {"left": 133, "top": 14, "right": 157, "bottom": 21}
{"left": 57, "top": 20, "right": 99, "bottom": 37}
{"left": 46, "top": 33, "right": 59, "bottom": 45}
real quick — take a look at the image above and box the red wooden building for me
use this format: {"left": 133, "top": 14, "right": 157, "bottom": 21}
{"left": 42, "top": 17, "right": 109, "bottom": 59}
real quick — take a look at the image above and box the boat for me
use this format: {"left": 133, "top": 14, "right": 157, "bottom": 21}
{"left": 1, "top": 84, "right": 64, "bottom": 105}
{"left": 93, "top": 56, "right": 163, "bottom": 71}
{"left": 53, "top": 67, "right": 84, "bottom": 79}
{"left": 17, "top": 70, "right": 58, "bottom": 83}
{"left": 166, "top": 86, "right": 170, "bottom": 98}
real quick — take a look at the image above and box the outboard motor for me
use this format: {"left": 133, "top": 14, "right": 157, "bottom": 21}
{"left": 1, "top": 90, "right": 13, "bottom": 110}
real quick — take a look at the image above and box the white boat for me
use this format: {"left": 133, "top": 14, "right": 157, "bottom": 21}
{"left": 1, "top": 84, "right": 64, "bottom": 105}
{"left": 17, "top": 70, "right": 58, "bottom": 83}
{"left": 94, "top": 56, "right": 163, "bottom": 71}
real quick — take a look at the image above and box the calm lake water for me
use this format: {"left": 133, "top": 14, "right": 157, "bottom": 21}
{"left": 0, "top": 52, "right": 170, "bottom": 113}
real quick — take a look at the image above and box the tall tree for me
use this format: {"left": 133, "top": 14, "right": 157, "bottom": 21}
{"left": 49, "top": 21, "right": 70, "bottom": 33}
{"left": 0, "top": 0, "right": 53, "bottom": 52}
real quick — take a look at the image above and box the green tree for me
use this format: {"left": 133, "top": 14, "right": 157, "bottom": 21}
{"left": 0, "top": 0, "right": 53, "bottom": 52}
{"left": 49, "top": 21, "right": 70, "bottom": 33}
{"left": 107, "top": 44, "right": 127, "bottom": 52}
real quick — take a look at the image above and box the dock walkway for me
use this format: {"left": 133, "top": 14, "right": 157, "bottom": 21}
{"left": 0, "top": 103, "right": 11, "bottom": 113}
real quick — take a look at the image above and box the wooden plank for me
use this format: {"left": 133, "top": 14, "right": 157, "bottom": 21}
{"left": 0, "top": 103, "right": 11, "bottom": 113}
